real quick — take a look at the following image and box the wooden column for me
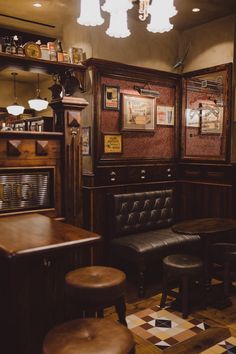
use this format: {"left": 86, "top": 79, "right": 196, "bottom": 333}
{"left": 50, "top": 97, "right": 88, "bottom": 226}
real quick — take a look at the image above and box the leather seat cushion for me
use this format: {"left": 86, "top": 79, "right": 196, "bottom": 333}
{"left": 111, "top": 227, "right": 201, "bottom": 263}
{"left": 65, "top": 266, "right": 126, "bottom": 305}
{"left": 163, "top": 254, "right": 203, "bottom": 276}
{"left": 43, "top": 318, "right": 135, "bottom": 354}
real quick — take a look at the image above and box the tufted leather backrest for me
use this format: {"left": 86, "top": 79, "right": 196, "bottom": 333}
{"left": 109, "top": 189, "right": 174, "bottom": 238}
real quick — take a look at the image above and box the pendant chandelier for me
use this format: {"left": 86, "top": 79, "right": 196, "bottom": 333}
{"left": 28, "top": 74, "right": 49, "bottom": 111}
{"left": 6, "top": 73, "right": 25, "bottom": 116}
{"left": 77, "top": 0, "right": 178, "bottom": 38}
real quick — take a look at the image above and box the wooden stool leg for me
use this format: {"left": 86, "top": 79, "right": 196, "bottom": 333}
{"left": 160, "top": 274, "right": 168, "bottom": 308}
{"left": 115, "top": 296, "right": 127, "bottom": 326}
{"left": 97, "top": 308, "right": 104, "bottom": 318}
{"left": 181, "top": 275, "right": 189, "bottom": 319}
{"left": 223, "top": 260, "right": 231, "bottom": 298}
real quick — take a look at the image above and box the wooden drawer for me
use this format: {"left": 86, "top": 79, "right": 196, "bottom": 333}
{"left": 95, "top": 165, "right": 176, "bottom": 186}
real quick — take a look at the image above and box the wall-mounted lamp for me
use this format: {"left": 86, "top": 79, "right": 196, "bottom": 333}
{"left": 134, "top": 85, "right": 160, "bottom": 97}
{"left": 28, "top": 73, "right": 49, "bottom": 111}
{"left": 6, "top": 73, "right": 25, "bottom": 116}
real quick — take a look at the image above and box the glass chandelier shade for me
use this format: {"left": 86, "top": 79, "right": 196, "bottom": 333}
{"left": 77, "top": 0, "right": 178, "bottom": 37}
{"left": 147, "top": 0, "right": 177, "bottom": 33}
{"left": 77, "top": 0, "right": 104, "bottom": 26}
{"left": 28, "top": 74, "right": 49, "bottom": 111}
{"left": 102, "top": 0, "right": 133, "bottom": 38}
{"left": 6, "top": 73, "right": 25, "bottom": 116}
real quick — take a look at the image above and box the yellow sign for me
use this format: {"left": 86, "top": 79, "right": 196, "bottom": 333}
{"left": 104, "top": 134, "right": 122, "bottom": 154}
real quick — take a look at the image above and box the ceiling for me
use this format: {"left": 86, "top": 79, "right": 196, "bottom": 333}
{"left": 0, "top": 0, "right": 235, "bottom": 37}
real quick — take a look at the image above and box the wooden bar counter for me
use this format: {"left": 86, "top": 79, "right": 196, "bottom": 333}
{"left": 0, "top": 213, "right": 102, "bottom": 354}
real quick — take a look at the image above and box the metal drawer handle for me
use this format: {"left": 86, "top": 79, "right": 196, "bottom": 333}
{"left": 141, "top": 176, "right": 146, "bottom": 180}
{"left": 168, "top": 174, "right": 172, "bottom": 178}
{"left": 43, "top": 258, "right": 52, "bottom": 268}
{"left": 110, "top": 178, "right": 116, "bottom": 182}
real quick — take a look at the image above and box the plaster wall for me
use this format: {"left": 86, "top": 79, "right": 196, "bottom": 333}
{"left": 181, "top": 16, "right": 235, "bottom": 73}
{"left": 62, "top": 16, "right": 180, "bottom": 72}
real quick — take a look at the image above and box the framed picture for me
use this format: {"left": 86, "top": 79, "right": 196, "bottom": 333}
{"left": 103, "top": 133, "right": 123, "bottom": 154}
{"left": 156, "top": 106, "right": 175, "bottom": 126}
{"left": 200, "top": 103, "right": 224, "bottom": 135}
{"left": 82, "top": 127, "right": 91, "bottom": 155}
{"left": 103, "top": 85, "right": 120, "bottom": 111}
{"left": 121, "top": 94, "right": 155, "bottom": 131}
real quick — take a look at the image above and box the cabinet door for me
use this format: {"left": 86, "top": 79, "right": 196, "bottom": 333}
{"left": 0, "top": 245, "right": 94, "bottom": 354}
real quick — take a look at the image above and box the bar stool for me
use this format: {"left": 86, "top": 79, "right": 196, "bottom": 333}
{"left": 43, "top": 318, "right": 135, "bottom": 354}
{"left": 65, "top": 266, "right": 127, "bottom": 325}
{"left": 211, "top": 242, "right": 236, "bottom": 299}
{"left": 160, "top": 254, "right": 204, "bottom": 318}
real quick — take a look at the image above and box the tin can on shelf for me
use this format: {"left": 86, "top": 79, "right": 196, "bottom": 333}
{"left": 40, "top": 45, "right": 50, "bottom": 60}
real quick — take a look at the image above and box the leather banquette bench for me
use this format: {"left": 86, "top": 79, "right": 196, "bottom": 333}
{"left": 107, "top": 189, "right": 201, "bottom": 297}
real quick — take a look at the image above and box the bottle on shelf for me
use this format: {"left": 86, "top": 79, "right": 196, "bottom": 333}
{"left": 11, "top": 35, "right": 17, "bottom": 55}
{"left": 4, "top": 36, "right": 11, "bottom": 54}
{"left": 57, "top": 40, "right": 64, "bottom": 62}
{"left": 16, "top": 36, "right": 24, "bottom": 56}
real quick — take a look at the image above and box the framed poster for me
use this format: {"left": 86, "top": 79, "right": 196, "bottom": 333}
{"left": 82, "top": 127, "right": 91, "bottom": 155}
{"left": 121, "top": 94, "right": 155, "bottom": 131}
{"left": 103, "top": 85, "right": 120, "bottom": 110}
{"left": 156, "top": 106, "right": 175, "bottom": 126}
{"left": 200, "top": 103, "right": 224, "bottom": 135}
{"left": 103, "top": 133, "right": 123, "bottom": 154}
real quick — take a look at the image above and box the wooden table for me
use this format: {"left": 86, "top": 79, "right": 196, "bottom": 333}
{"left": 0, "top": 213, "right": 102, "bottom": 354}
{"left": 172, "top": 218, "right": 236, "bottom": 287}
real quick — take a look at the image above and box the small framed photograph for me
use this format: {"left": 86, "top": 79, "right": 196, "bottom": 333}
{"left": 82, "top": 127, "right": 91, "bottom": 155}
{"left": 103, "top": 85, "right": 120, "bottom": 111}
{"left": 121, "top": 94, "right": 155, "bottom": 132}
{"left": 156, "top": 106, "right": 175, "bottom": 126}
{"left": 200, "top": 106, "right": 224, "bottom": 134}
{"left": 103, "top": 133, "right": 123, "bottom": 154}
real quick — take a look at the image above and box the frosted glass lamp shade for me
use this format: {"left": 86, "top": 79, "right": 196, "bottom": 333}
{"left": 106, "top": 12, "right": 130, "bottom": 38}
{"left": 6, "top": 103, "right": 24, "bottom": 116}
{"left": 102, "top": 0, "right": 133, "bottom": 38}
{"left": 147, "top": 0, "right": 177, "bottom": 33}
{"left": 77, "top": 0, "right": 104, "bottom": 26}
{"left": 28, "top": 98, "right": 49, "bottom": 111}
{"left": 147, "top": 17, "right": 173, "bottom": 33}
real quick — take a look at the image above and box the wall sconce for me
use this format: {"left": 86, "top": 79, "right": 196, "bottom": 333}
{"left": 6, "top": 73, "right": 25, "bottom": 116}
{"left": 28, "top": 74, "right": 49, "bottom": 111}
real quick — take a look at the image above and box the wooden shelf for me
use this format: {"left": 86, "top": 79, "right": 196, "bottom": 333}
{"left": 0, "top": 130, "right": 63, "bottom": 138}
{"left": 0, "top": 52, "right": 86, "bottom": 75}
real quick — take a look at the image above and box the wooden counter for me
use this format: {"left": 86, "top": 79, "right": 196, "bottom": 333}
{"left": 0, "top": 213, "right": 102, "bottom": 354}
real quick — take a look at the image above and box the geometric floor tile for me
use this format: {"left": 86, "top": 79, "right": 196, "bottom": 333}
{"left": 201, "top": 337, "right": 236, "bottom": 353}
{"left": 127, "top": 305, "right": 211, "bottom": 351}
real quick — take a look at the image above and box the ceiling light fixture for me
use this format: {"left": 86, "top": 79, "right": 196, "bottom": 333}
{"left": 102, "top": 0, "right": 133, "bottom": 38}
{"left": 6, "top": 73, "right": 25, "bottom": 116}
{"left": 33, "top": 3, "right": 42, "bottom": 8}
{"left": 28, "top": 73, "right": 49, "bottom": 111}
{"left": 77, "top": 0, "right": 104, "bottom": 26}
{"left": 192, "top": 8, "right": 200, "bottom": 13}
{"left": 77, "top": 0, "right": 178, "bottom": 38}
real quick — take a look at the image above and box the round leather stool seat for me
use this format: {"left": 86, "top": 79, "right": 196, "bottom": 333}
{"left": 43, "top": 318, "right": 135, "bottom": 354}
{"left": 163, "top": 254, "right": 203, "bottom": 276}
{"left": 65, "top": 266, "right": 127, "bottom": 325}
{"left": 160, "top": 254, "right": 205, "bottom": 318}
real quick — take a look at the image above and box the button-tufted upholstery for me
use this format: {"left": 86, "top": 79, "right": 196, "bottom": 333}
{"left": 108, "top": 189, "right": 201, "bottom": 297}
{"left": 113, "top": 190, "right": 173, "bottom": 237}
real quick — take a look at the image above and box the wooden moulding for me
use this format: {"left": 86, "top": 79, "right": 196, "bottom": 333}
{"left": 7, "top": 140, "right": 21, "bottom": 156}
{"left": 36, "top": 140, "right": 49, "bottom": 156}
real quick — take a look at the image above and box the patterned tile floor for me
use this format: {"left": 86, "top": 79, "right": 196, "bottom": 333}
{"left": 127, "top": 305, "right": 210, "bottom": 350}
{"left": 201, "top": 337, "right": 236, "bottom": 353}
